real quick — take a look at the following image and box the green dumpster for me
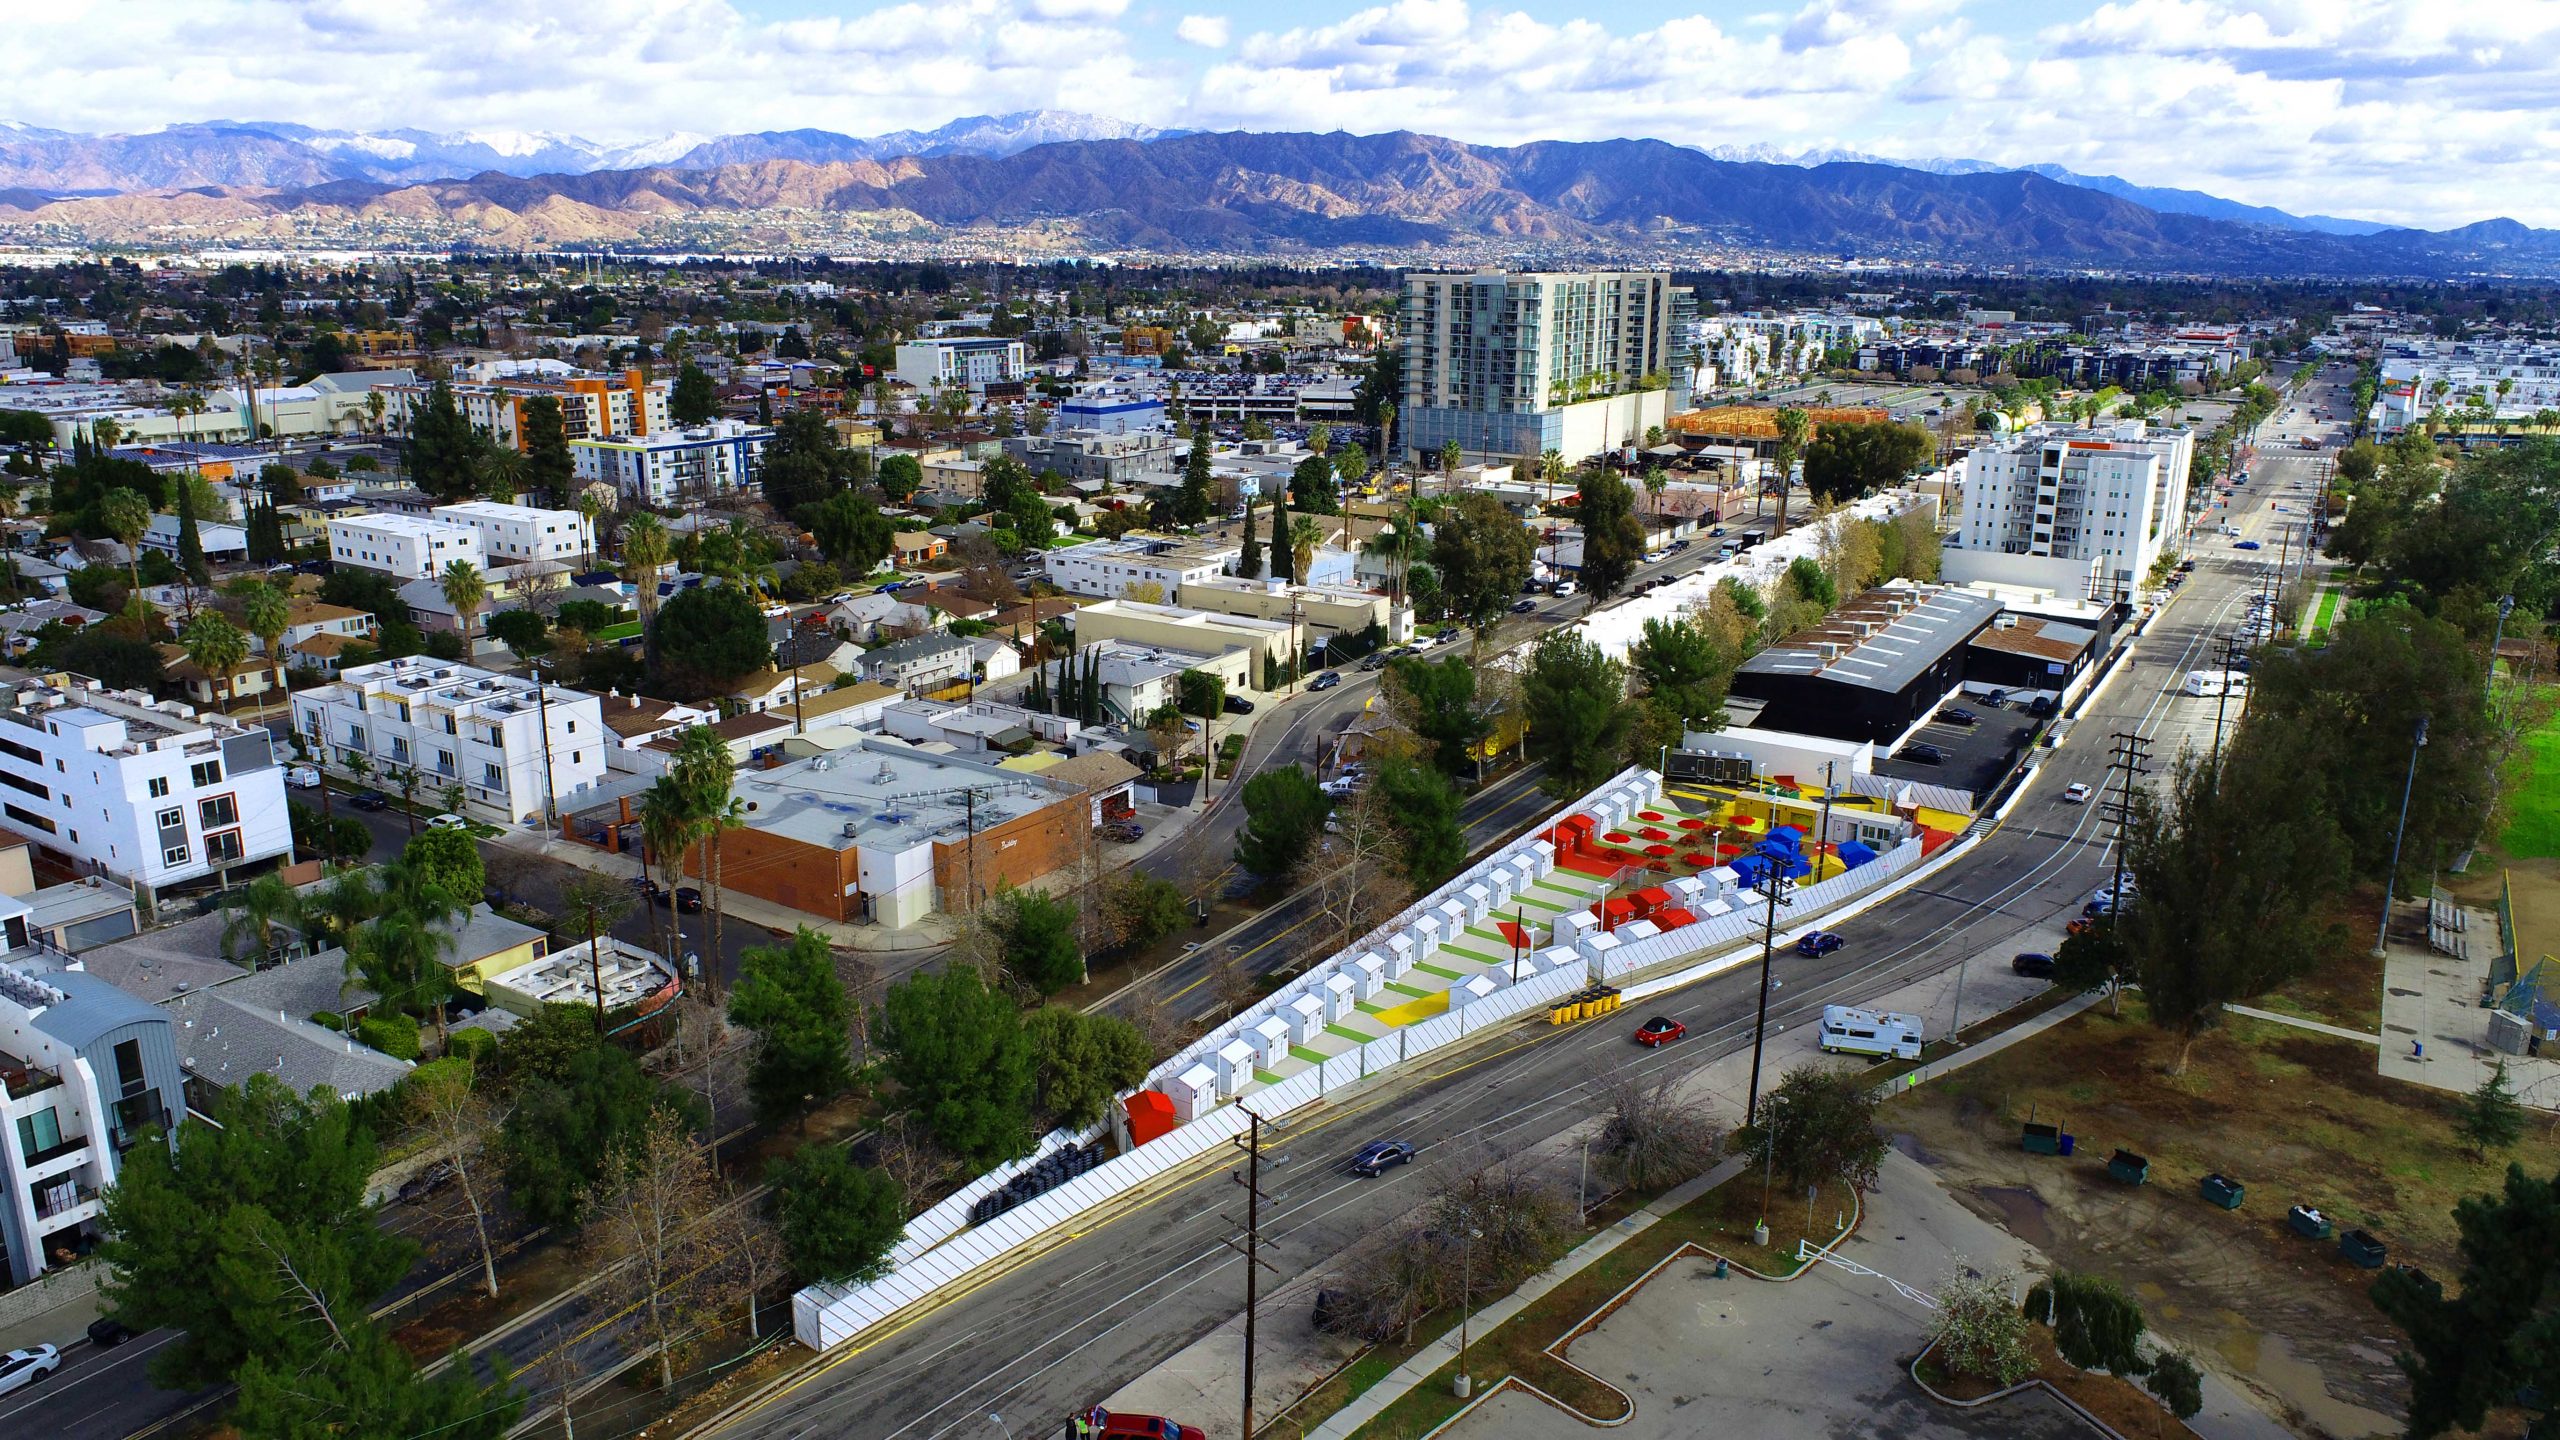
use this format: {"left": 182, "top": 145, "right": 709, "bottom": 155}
{"left": 2200, "top": 1173, "right": 2244, "bottom": 1210}
{"left": 2340, "top": 1230, "right": 2387, "bottom": 1269}
{"left": 2288, "top": 1205, "right": 2334, "bottom": 1240}
{"left": 2021, "top": 1122, "right": 2062, "bottom": 1156}
{"left": 2107, "top": 1149, "right": 2149, "bottom": 1185}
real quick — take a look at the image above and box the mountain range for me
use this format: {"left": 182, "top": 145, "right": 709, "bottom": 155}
{"left": 0, "top": 119, "right": 2552, "bottom": 277}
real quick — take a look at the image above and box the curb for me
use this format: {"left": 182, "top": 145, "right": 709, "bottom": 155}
{"left": 1907, "top": 1338, "right": 2166, "bottom": 1440}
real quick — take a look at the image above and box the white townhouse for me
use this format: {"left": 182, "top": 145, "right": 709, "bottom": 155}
{"left": 432, "top": 501, "right": 594, "bottom": 567}
{"left": 0, "top": 677, "right": 293, "bottom": 894}
{"left": 326, "top": 513, "right": 485, "bottom": 580}
{"left": 290, "top": 657, "right": 608, "bottom": 825}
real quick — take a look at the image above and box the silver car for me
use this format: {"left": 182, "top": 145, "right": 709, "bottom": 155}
{"left": 0, "top": 1344, "right": 60, "bottom": 1397}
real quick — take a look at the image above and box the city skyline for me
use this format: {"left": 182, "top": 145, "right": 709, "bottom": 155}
{"left": 5, "top": 0, "right": 2556, "bottom": 231}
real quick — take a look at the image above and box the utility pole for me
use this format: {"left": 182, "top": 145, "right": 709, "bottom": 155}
{"left": 2375, "top": 714, "right": 2430, "bottom": 957}
{"left": 533, "top": 660, "right": 560, "bottom": 830}
{"left": 1814, "top": 760, "right": 1838, "bottom": 876}
{"left": 1223, "top": 1110, "right": 1277, "bottom": 1440}
{"left": 1743, "top": 866, "right": 1795, "bottom": 1127}
{"left": 2210, "top": 633, "right": 2242, "bottom": 771}
{"left": 2101, "top": 732, "right": 2153, "bottom": 973}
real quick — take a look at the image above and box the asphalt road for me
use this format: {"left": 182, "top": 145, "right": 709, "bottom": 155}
{"left": 701, "top": 386, "right": 2339, "bottom": 1440}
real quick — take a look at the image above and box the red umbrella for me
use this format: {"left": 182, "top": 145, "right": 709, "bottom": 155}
{"left": 1676, "top": 817, "right": 1706, "bottom": 830}
{"left": 1644, "top": 844, "right": 1674, "bottom": 858}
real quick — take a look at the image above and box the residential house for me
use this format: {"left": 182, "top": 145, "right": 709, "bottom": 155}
{"left": 155, "top": 643, "right": 287, "bottom": 712}
{"left": 0, "top": 601, "right": 104, "bottom": 659}
{"left": 140, "top": 514, "right": 250, "bottom": 567}
{"left": 861, "top": 633, "right": 976, "bottom": 693}
{"left": 289, "top": 656, "right": 609, "bottom": 824}
{"left": 892, "top": 533, "right": 949, "bottom": 569}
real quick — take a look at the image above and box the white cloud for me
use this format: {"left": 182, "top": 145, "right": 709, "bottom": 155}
{"left": 6, "top": 0, "right": 2560, "bottom": 227}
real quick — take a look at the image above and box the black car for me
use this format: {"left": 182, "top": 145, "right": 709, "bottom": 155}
{"left": 87, "top": 1318, "right": 134, "bottom": 1348}
{"left": 1511, "top": 598, "right": 1537, "bottom": 613}
{"left": 1895, "top": 743, "right": 1946, "bottom": 765}
{"left": 2012, "top": 952, "right": 2057, "bottom": 978}
{"left": 2026, "top": 695, "right": 2059, "bottom": 717}
{"left": 1350, "top": 1139, "right": 1417, "bottom": 1176}
{"left": 1223, "top": 695, "right": 1256, "bottom": 715}
{"left": 675, "top": 886, "right": 705, "bottom": 914}
{"left": 1937, "top": 707, "right": 1979, "bottom": 727}
{"left": 348, "top": 790, "right": 391, "bottom": 811}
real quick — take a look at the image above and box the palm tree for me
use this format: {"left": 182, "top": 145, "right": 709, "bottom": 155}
{"left": 441, "top": 558, "right": 486, "bottom": 657}
{"left": 1771, "top": 407, "right": 1811, "bottom": 535}
{"left": 365, "top": 390, "right": 387, "bottom": 435}
{"left": 558, "top": 873, "right": 637, "bottom": 1031}
{"left": 1377, "top": 401, "right": 1396, "bottom": 473}
{"left": 622, "top": 513, "right": 671, "bottom": 629}
{"left": 306, "top": 869, "right": 384, "bottom": 952}
{"left": 220, "top": 873, "right": 303, "bottom": 969}
{"left": 667, "top": 726, "right": 737, "bottom": 1001}
{"left": 385, "top": 766, "right": 423, "bottom": 837}
{"left": 1362, "top": 507, "right": 1420, "bottom": 606}
{"left": 231, "top": 578, "right": 290, "bottom": 721}
{"left": 1641, "top": 465, "right": 1667, "bottom": 518}
{"left": 178, "top": 611, "right": 249, "bottom": 711}
{"left": 350, "top": 905, "right": 457, "bottom": 1044}
{"left": 638, "top": 780, "right": 695, "bottom": 981}
{"left": 1288, "top": 513, "right": 1324, "bottom": 591}
{"left": 97, "top": 488, "right": 152, "bottom": 596}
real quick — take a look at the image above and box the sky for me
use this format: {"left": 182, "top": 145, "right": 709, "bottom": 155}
{"left": 11, "top": 0, "right": 2560, "bottom": 230}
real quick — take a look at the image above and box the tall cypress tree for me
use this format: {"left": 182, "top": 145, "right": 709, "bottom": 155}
{"left": 176, "top": 478, "right": 208, "bottom": 585}
{"left": 1239, "top": 499, "right": 1262, "bottom": 580}
{"left": 1270, "top": 492, "right": 1295, "bottom": 584}
{"left": 1176, "top": 431, "right": 1212, "bottom": 525}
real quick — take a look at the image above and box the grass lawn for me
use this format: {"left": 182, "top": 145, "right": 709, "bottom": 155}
{"left": 2496, "top": 692, "right": 2560, "bottom": 859}
{"left": 2305, "top": 586, "right": 2344, "bottom": 642}
{"left": 594, "top": 620, "right": 643, "bottom": 642}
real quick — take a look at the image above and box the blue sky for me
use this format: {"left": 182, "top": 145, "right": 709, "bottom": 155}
{"left": 12, "top": 0, "right": 2559, "bottom": 229}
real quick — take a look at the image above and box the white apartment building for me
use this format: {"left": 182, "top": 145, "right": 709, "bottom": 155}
{"left": 571, "top": 420, "right": 772, "bottom": 505}
{"left": 326, "top": 513, "right": 486, "bottom": 580}
{"left": 893, "top": 337, "right": 1028, "bottom": 394}
{"left": 0, "top": 677, "right": 295, "bottom": 893}
{"left": 1944, "top": 421, "right": 2197, "bottom": 601}
{"left": 291, "top": 657, "right": 609, "bottom": 825}
{"left": 432, "top": 501, "right": 593, "bottom": 566}
{"left": 1401, "top": 270, "right": 1689, "bottom": 464}
{"left": 1044, "top": 535, "right": 1243, "bottom": 599}
{"left": 2371, "top": 337, "right": 2560, "bottom": 434}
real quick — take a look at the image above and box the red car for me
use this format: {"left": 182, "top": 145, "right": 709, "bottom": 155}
{"left": 1089, "top": 1411, "right": 1205, "bottom": 1440}
{"left": 1634, "top": 1016, "right": 1686, "bottom": 1047}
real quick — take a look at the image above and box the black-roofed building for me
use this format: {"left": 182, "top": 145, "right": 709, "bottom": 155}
{"left": 1730, "top": 581, "right": 2005, "bottom": 743}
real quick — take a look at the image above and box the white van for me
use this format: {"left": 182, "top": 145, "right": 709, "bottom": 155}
{"left": 1554, "top": 579, "right": 1579, "bottom": 598}
{"left": 2182, "top": 670, "right": 2248, "bottom": 697}
{"left": 1818, "top": 1005, "right": 1924, "bottom": 1060}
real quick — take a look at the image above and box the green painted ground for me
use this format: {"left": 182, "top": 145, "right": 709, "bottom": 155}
{"left": 1437, "top": 944, "right": 1506, "bottom": 966}
{"left": 1253, "top": 1068, "right": 1284, "bottom": 1086}
{"left": 1384, "top": 982, "right": 1433, "bottom": 999}
{"left": 1288, "top": 1045, "right": 1329, "bottom": 1065}
{"left": 2498, "top": 691, "right": 2560, "bottom": 859}
{"left": 1354, "top": 1000, "right": 1389, "bottom": 1015}
{"left": 1412, "top": 960, "right": 1467, "bottom": 981}
{"left": 1512, "top": 894, "right": 1572, "bottom": 914}
{"left": 1325, "top": 1021, "right": 1375, "bottom": 1043}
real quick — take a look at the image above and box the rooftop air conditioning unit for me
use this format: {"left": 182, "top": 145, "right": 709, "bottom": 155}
{"left": 843, "top": 821, "right": 861, "bottom": 838}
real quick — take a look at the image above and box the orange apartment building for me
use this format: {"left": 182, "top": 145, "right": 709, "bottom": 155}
{"left": 388, "top": 368, "right": 669, "bottom": 452}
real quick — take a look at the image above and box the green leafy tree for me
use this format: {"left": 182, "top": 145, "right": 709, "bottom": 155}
{"left": 1025, "top": 1007, "right": 1152, "bottom": 1129}
{"left": 1373, "top": 757, "right": 1465, "bottom": 888}
{"left": 1628, "top": 615, "right": 1733, "bottom": 731}
{"left": 1431, "top": 492, "right": 1537, "bottom": 628}
{"left": 1269, "top": 491, "right": 1294, "bottom": 583}
{"left": 875, "top": 965, "right": 1037, "bottom": 1167}
{"left": 1754, "top": 1062, "right": 1886, "bottom": 1194}
{"left": 501, "top": 1044, "right": 698, "bottom": 1229}
{"left": 1291, "top": 453, "right": 1337, "bottom": 514}
{"left": 649, "top": 582, "right": 772, "bottom": 698}
{"left": 232, "top": 1321, "right": 521, "bottom": 1440}
{"left": 178, "top": 610, "right": 250, "bottom": 709}
{"left": 495, "top": 1001, "right": 604, "bottom": 1088}
{"left": 993, "top": 885, "right": 1086, "bottom": 995}
{"left": 2382, "top": 437, "right": 2560, "bottom": 619}
{"left": 670, "top": 360, "right": 719, "bottom": 426}
{"left": 2145, "top": 1350, "right": 2205, "bottom": 1422}
{"left": 1234, "top": 766, "right": 1332, "bottom": 879}
{"left": 484, "top": 606, "right": 548, "bottom": 657}
{"left": 1574, "top": 467, "right": 1647, "bottom": 600}
{"left": 98, "top": 1074, "right": 417, "bottom": 1389}
{"left": 407, "top": 379, "right": 485, "bottom": 502}
{"left": 1104, "top": 871, "right": 1190, "bottom": 951}
{"left": 2460, "top": 1060, "right": 2527, "bottom": 1159}
{"left": 1386, "top": 654, "right": 1488, "bottom": 774}
{"left": 97, "top": 486, "right": 152, "bottom": 594}
{"left": 878, "top": 452, "right": 923, "bottom": 503}
{"left": 728, "top": 927, "right": 856, "bottom": 1124}
{"left": 805, "top": 490, "right": 897, "bottom": 575}
{"left": 1932, "top": 1267, "right": 2037, "bottom": 1386}
{"left": 402, "top": 825, "right": 485, "bottom": 902}
{"left": 1238, "top": 499, "right": 1263, "bottom": 580}
{"left": 1521, "top": 629, "right": 1631, "bottom": 797}
{"left": 2374, "top": 1163, "right": 2560, "bottom": 1438}
{"left": 1176, "top": 430, "right": 1213, "bottom": 525}
{"left": 1802, "top": 420, "right": 1933, "bottom": 504}
{"left": 174, "top": 477, "right": 208, "bottom": 585}
{"left": 768, "top": 1147, "right": 906, "bottom": 1284}
{"left": 1770, "top": 406, "right": 1811, "bottom": 533}
{"left": 2027, "top": 1270, "right": 2151, "bottom": 1375}
{"left": 519, "top": 395, "right": 574, "bottom": 504}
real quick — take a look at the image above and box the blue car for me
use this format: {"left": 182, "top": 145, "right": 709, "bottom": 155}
{"left": 2234, "top": 540, "right": 2262, "bottom": 550}
{"left": 1796, "top": 931, "right": 1845, "bottom": 957}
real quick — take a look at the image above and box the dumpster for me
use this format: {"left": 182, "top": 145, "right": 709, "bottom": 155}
{"left": 2200, "top": 1173, "right": 2245, "bottom": 1210}
{"left": 2107, "top": 1149, "right": 2150, "bottom": 1185}
{"left": 2022, "top": 1123, "right": 2062, "bottom": 1156}
{"left": 2288, "top": 1205, "right": 2334, "bottom": 1240}
{"left": 2340, "top": 1230, "right": 2388, "bottom": 1269}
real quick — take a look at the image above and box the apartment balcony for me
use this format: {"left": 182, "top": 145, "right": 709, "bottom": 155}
{"left": 34, "top": 1182, "right": 99, "bottom": 1224}
{"left": 0, "top": 1061, "right": 62, "bottom": 1103}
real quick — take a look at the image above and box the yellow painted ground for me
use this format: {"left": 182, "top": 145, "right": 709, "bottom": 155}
{"left": 1370, "top": 989, "right": 1450, "bottom": 1027}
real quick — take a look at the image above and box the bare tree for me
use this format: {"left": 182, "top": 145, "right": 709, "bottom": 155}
{"left": 1336, "top": 1155, "right": 1575, "bottom": 1345}
{"left": 410, "top": 1058, "right": 509, "bottom": 1298}
{"left": 1208, "top": 949, "right": 1261, "bottom": 1018}
{"left": 583, "top": 1109, "right": 732, "bottom": 1390}
{"left": 830, "top": 945, "right": 878, "bottom": 1058}
{"left": 1131, "top": 993, "right": 1197, "bottom": 1061}
{"left": 653, "top": 993, "right": 745, "bottom": 1138}
{"left": 1595, "top": 1068, "right": 1723, "bottom": 1196}
{"left": 533, "top": 1319, "right": 584, "bottom": 1440}
{"left": 1312, "top": 793, "right": 1414, "bottom": 957}
{"left": 868, "top": 1113, "right": 952, "bottom": 1207}
{"left": 716, "top": 1179, "right": 788, "bottom": 1341}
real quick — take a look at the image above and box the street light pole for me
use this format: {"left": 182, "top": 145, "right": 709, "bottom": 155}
{"left": 2374, "top": 713, "right": 2429, "bottom": 957}
{"left": 1454, "top": 1225, "right": 1483, "bottom": 1399}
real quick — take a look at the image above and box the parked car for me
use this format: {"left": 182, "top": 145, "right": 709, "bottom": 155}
{"left": 675, "top": 886, "right": 705, "bottom": 914}
{"left": 85, "top": 1318, "right": 134, "bottom": 1349}
{"left": 2012, "top": 952, "right": 2057, "bottom": 978}
{"left": 2065, "top": 916, "right": 2098, "bottom": 938}
{"left": 1359, "top": 653, "right": 1391, "bottom": 672}
{"left": 1795, "top": 930, "right": 1845, "bottom": 957}
{"left": 1936, "top": 707, "right": 1979, "bottom": 727}
{"left": 2026, "top": 695, "right": 2059, "bottom": 717}
{"left": 397, "top": 1161, "right": 456, "bottom": 1204}
{"left": 0, "top": 1344, "right": 60, "bottom": 1397}
{"left": 1633, "top": 1016, "right": 1686, "bottom": 1047}
{"left": 1510, "top": 598, "right": 1538, "bottom": 614}
{"left": 1089, "top": 1411, "right": 1207, "bottom": 1440}
{"left": 1350, "top": 1139, "right": 1418, "bottom": 1176}
{"left": 427, "top": 814, "right": 467, "bottom": 830}
{"left": 2060, "top": 782, "right": 2094, "bottom": 804}
{"left": 1223, "top": 695, "right": 1256, "bottom": 715}
{"left": 634, "top": 877, "right": 666, "bottom": 905}
{"left": 348, "top": 790, "right": 390, "bottom": 812}
{"left": 1981, "top": 690, "right": 2009, "bottom": 708}
{"left": 284, "top": 764, "right": 322, "bottom": 789}
{"left": 1895, "top": 743, "right": 1946, "bottom": 765}
{"left": 1310, "top": 670, "right": 1343, "bottom": 691}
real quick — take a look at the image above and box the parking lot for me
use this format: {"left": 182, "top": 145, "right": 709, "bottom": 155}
{"left": 1871, "top": 698, "right": 2039, "bottom": 801}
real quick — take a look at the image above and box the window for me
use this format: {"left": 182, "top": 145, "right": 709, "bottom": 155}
{"left": 483, "top": 763, "right": 503, "bottom": 786}
{"left": 206, "top": 830, "right": 243, "bottom": 865}
{"left": 148, "top": 775, "right": 170, "bottom": 798}
{"left": 163, "top": 842, "right": 189, "bottom": 866}
{"left": 156, "top": 807, "right": 184, "bottom": 831}
{"left": 191, "top": 759, "right": 223, "bottom": 787}
{"left": 200, "top": 795, "right": 237, "bottom": 829}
